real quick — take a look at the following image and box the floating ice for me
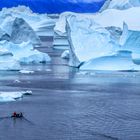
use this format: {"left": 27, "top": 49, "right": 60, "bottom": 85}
{"left": 19, "top": 70, "right": 34, "bottom": 74}
{"left": 0, "top": 90, "right": 32, "bottom": 102}
{"left": 61, "top": 50, "right": 69, "bottom": 59}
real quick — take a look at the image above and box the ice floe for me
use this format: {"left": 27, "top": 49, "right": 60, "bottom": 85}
{"left": 0, "top": 90, "right": 32, "bottom": 102}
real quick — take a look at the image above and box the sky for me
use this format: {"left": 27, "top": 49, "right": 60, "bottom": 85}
{"left": 0, "top": 0, "right": 106, "bottom": 13}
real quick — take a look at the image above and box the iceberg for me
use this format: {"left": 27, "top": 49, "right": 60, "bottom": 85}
{"left": 120, "top": 26, "right": 140, "bottom": 65}
{"left": 0, "top": 49, "right": 20, "bottom": 70}
{"left": 11, "top": 17, "right": 41, "bottom": 44}
{"left": 0, "top": 6, "right": 58, "bottom": 37}
{"left": 64, "top": 7, "right": 140, "bottom": 70}
{"left": 66, "top": 15, "right": 119, "bottom": 67}
{"left": 80, "top": 51, "right": 140, "bottom": 71}
{"left": 0, "top": 7, "right": 51, "bottom": 68}
{"left": 0, "top": 6, "right": 57, "bottom": 32}
{"left": 0, "top": 16, "right": 41, "bottom": 44}
{"left": 0, "top": 41, "right": 51, "bottom": 64}
{"left": 100, "top": 0, "right": 140, "bottom": 11}
{"left": 55, "top": 7, "right": 140, "bottom": 36}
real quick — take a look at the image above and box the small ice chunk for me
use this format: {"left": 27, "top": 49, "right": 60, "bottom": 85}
{"left": 14, "top": 79, "right": 21, "bottom": 83}
{"left": 61, "top": 50, "right": 69, "bottom": 59}
{"left": 19, "top": 70, "right": 34, "bottom": 74}
{"left": 46, "top": 69, "right": 51, "bottom": 72}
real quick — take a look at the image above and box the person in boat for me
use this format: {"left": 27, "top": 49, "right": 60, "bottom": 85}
{"left": 11, "top": 112, "right": 23, "bottom": 118}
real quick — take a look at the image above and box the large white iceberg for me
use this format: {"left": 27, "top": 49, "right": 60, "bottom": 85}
{"left": 66, "top": 15, "right": 119, "bottom": 67}
{"left": 63, "top": 6, "right": 140, "bottom": 70}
